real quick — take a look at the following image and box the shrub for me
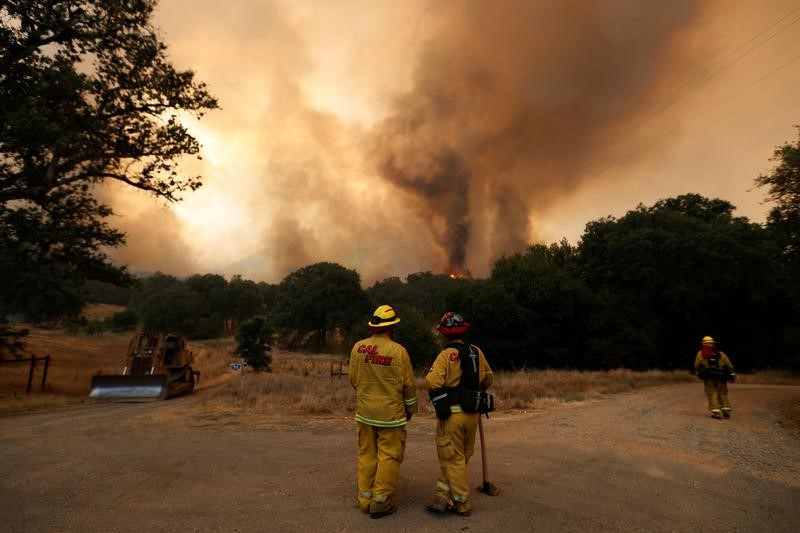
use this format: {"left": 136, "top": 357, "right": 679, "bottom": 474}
{"left": 235, "top": 316, "right": 274, "bottom": 371}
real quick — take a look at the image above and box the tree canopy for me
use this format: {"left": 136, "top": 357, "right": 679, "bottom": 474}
{"left": 756, "top": 126, "right": 800, "bottom": 289}
{"left": 271, "top": 262, "right": 369, "bottom": 349}
{"left": 755, "top": 126, "right": 800, "bottom": 367}
{"left": 576, "top": 194, "right": 779, "bottom": 370}
{"left": 0, "top": 0, "right": 217, "bottom": 323}
{"left": 235, "top": 316, "right": 273, "bottom": 372}
{"left": 57, "top": 186, "right": 796, "bottom": 371}
{"left": 125, "top": 272, "right": 266, "bottom": 339}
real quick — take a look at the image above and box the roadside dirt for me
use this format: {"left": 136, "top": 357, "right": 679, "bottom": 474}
{"left": 1, "top": 383, "right": 799, "bottom": 532}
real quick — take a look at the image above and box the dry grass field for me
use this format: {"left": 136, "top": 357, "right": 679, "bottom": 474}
{"left": 2, "top": 325, "right": 798, "bottom": 418}
{"left": 0, "top": 326, "right": 234, "bottom": 413}
{"left": 79, "top": 303, "right": 127, "bottom": 321}
{"left": 197, "top": 357, "right": 800, "bottom": 422}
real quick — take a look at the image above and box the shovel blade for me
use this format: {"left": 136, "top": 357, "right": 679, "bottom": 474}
{"left": 477, "top": 481, "right": 500, "bottom": 496}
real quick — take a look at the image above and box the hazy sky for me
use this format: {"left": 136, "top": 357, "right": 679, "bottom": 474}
{"left": 108, "top": 0, "right": 800, "bottom": 284}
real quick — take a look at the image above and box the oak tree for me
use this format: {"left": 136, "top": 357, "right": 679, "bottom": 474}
{"left": 0, "top": 0, "right": 218, "bottom": 323}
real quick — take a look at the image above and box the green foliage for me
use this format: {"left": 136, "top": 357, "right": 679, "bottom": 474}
{"left": 490, "top": 242, "right": 592, "bottom": 368}
{"left": 0, "top": 190, "right": 130, "bottom": 322}
{"left": 106, "top": 309, "right": 139, "bottom": 332}
{"left": 753, "top": 128, "right": 800, "bottom": 368}
{"left": 577, "top": 194, "right": 779, "bottom": 370}
{"left": 445, "top": 278, "right": 534, "bottom": 369}
{"left": 0, "top": 0, "right": 216, "bottom": 326}
{"left": 86, "top": 320, "right": 107, "bottom": 336}
{"left": 272, "top": 262, "right": 369, "bottom": 350}
{"left": 756, "top": 126, "right": 800, "bottom": 267}
{"left": 125, "top": 272, "right": 267, "bottom": 339}
{"left": 0, "top": 319, "right": 28, "bottom": 359}
{"left": 128, "top": 272, "right": 183, "bottom": 309}
{"left": 235, "top": 316, "right": 273, "bottom": 371}
{"left": 257, "top": 282, "right": 279, "bottom": 311}
{"left": 225, "top": 275, "right": 264, "bottom": 330}
{"left": 430, "top": 195, "right": 787, "bottom": 372}
{"left": 184, "top": 273, "right": 229, "bottom": 329}
{"left": 106, "top": 189, "right": 792, "bottom": 369}
{"left": 139, "top": 286, "right": 221, "bottom": 339}
{"left": 755, "top": 128, "right": 800, "bottom": 290}
{"left": 367, "top": 277, "right": 408, "bottom": 310}
{"left": 391, "top": 309, "right": 439, "bottom": 373}
{"left": 82, "top": 309, "right": 138, "bottom": 335}
{"left": 84, "top": 280, "right": 134, "bottom": 306}
{"left": 186, "top": 274, "right": 228, "bottom": 302}
{"left": 367, "top": 272, "right": 459, "bottom": 322}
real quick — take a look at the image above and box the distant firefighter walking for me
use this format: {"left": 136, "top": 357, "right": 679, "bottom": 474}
{"left": 349, "top": 305, "right": 418, "bottom": 519}
{"left": 694, "top": 336, "right": 736, "bottom": 419}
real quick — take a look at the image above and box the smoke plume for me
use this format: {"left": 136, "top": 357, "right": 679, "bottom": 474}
{"left": 104, "top": 0, "right": 745, "bottom": 283}
{"left": 372, "top": 0, "right": 701, "bottom": 273}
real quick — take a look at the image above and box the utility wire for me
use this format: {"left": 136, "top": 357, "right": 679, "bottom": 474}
{"left": 646, "top": 5, "right": 800, "bottom": 113}
{"left": 679, "top": 53, "right": 800, "bottom": 130}
{"left": 602, "top": 5, "right": 800, "bottom": 152}
{"left": 599, "top": 52, "right": 800, "bottom": 175}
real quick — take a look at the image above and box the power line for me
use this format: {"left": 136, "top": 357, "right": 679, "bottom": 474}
{"left": 603, "top": 5, "right": 800, "bottom": 152}
{"left": 681, "top": 53, "right": 800, "bottom": 126}
{"left": 652, "top": 5, "right": 800, "bottom": 110}
{"left": 599, "top": 52, "right": 800, "bottom": 175}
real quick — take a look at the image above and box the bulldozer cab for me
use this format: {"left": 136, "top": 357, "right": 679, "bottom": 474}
{"left": 125, "top": 333, "right": 192, "bottom": 375}
{"left": 161, "top": 335, "right": 186, "bottom": 366}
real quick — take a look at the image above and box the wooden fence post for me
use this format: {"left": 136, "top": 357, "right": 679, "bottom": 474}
{"left": 331, "top": 359, "right": 347, "bottom": 378}
{"left": 40, "top": 356, "right": 50, "bottom": 392}
{"left": 26, "top": 357, "right": 35, "bottom": 393}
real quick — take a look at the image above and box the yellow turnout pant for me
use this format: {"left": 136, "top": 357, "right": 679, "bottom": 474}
{"left": 434, "top": 412, "right": 479, "bottom": 504}
{"left": 704, "top": 379, "right": 731, "bottom": 412}
{"left": 356, "top": 422, "right": 406, "bottom": 512}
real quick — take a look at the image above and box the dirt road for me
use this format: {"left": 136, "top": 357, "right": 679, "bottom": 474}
{"left": 2, "top": 383, "right": 799, "bottom": 532}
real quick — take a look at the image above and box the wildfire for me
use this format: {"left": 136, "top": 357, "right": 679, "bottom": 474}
{"left": 447, "top": 269, "right": 472, "bottom": 280}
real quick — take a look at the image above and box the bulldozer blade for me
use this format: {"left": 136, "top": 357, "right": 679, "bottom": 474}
{"left": 88, "top": 375, "right": 168, "bottom": 402}
{"left": 477, "top": 481, "right": 500, "bottom": 496}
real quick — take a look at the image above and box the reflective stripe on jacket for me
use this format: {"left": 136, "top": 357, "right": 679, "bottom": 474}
{"left": 349, "top": 333, "right": 418, "bottom": 427}
{"left": 425, "top": 341, "right": 493, "bottom": 413}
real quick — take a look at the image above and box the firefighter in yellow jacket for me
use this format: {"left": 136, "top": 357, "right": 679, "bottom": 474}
{"left": 425, "top": 312, "right": 493, "bottom": 516}
{"left": 349, "top": 305, "right": 418, "bottom": 519}
{"left": 694, "top": 336, "right": 736, "bottom": 419}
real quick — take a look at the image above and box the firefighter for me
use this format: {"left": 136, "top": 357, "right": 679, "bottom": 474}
{"left": 425, "top": 312, "right": 493, "bottom": 516}
{"left": 349, "top": 305, "right": 418, "bottom": 519}
{"left": 694, "top": 336, "right": 736, "bottom": 419}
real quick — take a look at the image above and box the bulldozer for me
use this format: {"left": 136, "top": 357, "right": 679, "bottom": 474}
{"left": 88, "top": 333, "right": 199, "bottom": 402}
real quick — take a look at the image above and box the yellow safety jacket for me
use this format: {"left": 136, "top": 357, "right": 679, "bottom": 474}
{"left": 349, "top": 333, "right": 418, "bottom": 427}
{"left": 694, "top": 350, "right": 734, "bottom": 377}
{"left": 425, "top": 340, "right": 493, "bottom": 413}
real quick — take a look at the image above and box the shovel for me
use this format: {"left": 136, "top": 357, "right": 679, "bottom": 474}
{"left": 476, "top": 415, "right": 500, "bottom": 496}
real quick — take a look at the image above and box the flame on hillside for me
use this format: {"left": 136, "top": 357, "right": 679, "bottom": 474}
{"left": 448, "top": 269, "right": 472, "bottom": 280}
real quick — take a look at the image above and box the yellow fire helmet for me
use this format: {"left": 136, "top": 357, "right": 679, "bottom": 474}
{"left": 702, "top": 336, "right": 715, "bottom": 345}
{"left": 368, "top": 305, "right": 401, "bottom": 328}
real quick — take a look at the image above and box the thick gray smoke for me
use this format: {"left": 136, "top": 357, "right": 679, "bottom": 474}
{"left": 106, "top": 0, "right": 720, "bottom": 283}
{"left": 372, "top": 0, "right": 701, "bottom": 273}
{"left": 378, "top": 147, "right": 471, "bottom": 271}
